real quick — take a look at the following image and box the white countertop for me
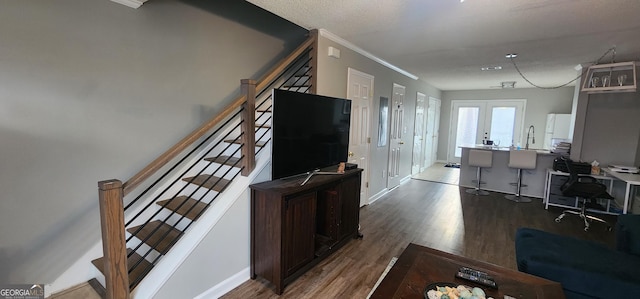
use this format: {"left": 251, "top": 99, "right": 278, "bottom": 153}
{"left": 459, "top": 145, "right": 556, "bottom": 155}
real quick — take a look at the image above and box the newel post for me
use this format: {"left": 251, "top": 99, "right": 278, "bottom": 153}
{"left": 98, "top": 179, "right": 130, "bottom": 299}
{"left": 241, "top": 79, "right": 257, "bottom": 176}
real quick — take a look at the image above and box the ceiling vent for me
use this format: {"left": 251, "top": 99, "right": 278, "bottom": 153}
{"left": 501, "top": 81, "right": 516, "bottom": 89}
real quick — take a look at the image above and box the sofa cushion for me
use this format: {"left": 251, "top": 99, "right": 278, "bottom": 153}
{"left": 615, "top": 214, "right": 640, "bottom": 257}
{"left": 516, "top": 228, "right": 640, "bottom": 299}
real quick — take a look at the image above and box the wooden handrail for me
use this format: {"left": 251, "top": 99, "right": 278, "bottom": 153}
{"left": 255, "top": 31, "right": 316, "bottom": 92}
{"left": 122, "top": 31, "right": 317, "bottom": 196}
{"left": 122, "top": 96, "right": 246, "bottom": 195}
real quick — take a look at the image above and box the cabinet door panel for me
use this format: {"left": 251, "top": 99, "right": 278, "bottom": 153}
{"left": 284, "top": 193, "right": 316, "bottom": 276}
{"left": 339, "top": 175, "right": 361, "bottom": 240}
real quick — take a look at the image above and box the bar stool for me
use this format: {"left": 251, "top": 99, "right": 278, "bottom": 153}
{"left": 505, "top": 150, "right": 537, "bottom": 203}
{"left": 465, "top": 149, "right": 493, "bottom": 196}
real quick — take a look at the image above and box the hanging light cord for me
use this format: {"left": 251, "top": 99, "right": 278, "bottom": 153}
{"left": 509, "top": 46, "right": 617, "bottom": 89}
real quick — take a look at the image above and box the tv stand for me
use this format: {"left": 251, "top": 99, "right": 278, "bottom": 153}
{"left": 250, "top": 168, "right": 363, "bottom": 294}
{"left": 300, "top": 169, "right": 343, "bottom": 186}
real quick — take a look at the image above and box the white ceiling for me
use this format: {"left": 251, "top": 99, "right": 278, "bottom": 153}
{"left": 247, "top": 0, "right": 640, "bottom": 91}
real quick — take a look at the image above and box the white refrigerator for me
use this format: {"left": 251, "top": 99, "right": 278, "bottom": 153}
{"left": 543, "top": 114, "right": 571, "bottom": 149}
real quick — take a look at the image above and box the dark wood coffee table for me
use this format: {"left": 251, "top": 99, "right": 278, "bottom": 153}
{"left": 370, "top": 243, "right": 565, "bottom": 299}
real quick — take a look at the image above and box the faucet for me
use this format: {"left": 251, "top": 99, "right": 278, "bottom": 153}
{"left": 525, "top": 125, "right": 535, "bottom": 150}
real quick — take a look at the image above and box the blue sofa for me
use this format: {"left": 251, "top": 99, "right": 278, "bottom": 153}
{"left": 515, "top": 215, "right": 640, "bottom": 299}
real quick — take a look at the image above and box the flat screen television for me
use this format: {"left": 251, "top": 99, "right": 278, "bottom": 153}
{"left": 271, "top": 89, "right": 351, "bottom": 180}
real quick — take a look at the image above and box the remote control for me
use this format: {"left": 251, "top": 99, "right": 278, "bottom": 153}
{"left": 455, "top": 267, "right": 498, "bottom": 289}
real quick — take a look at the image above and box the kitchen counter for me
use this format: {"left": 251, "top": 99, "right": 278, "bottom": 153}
{"left": 459, "top": 145, "right": 562, "bottom": 199}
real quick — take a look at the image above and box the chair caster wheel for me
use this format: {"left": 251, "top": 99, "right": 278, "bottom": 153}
{"left": 584, "top": 227, "right": 589, "bottom": 232}
{"left": 555, "top": 217, "right": 562, "bottom": 223}
{"left": 607, "top": 226, "right": 612, "bottom": 232}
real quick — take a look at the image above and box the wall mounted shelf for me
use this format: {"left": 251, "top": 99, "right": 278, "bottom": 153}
{"left": 581, "top": 61, "right": 637, "bottom": 93}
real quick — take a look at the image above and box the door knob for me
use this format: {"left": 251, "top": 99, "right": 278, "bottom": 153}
{"left": 399, "top": 141, "right": 405, "bottom": 145}
{"left": 348, "top": 151, "right": 354, "bottom": 157}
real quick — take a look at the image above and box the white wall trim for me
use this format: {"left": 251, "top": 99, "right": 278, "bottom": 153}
{"left": 400, "top": 175, "right": 413, "bottom": 185}
{"left": 318, "top": 29, "right": 419, "bottom": 80}
{"left": 193, "top": 267, "right": 250, "bottom": 299}
{"left": 367, "top": 188, "right": 389, "bottom": 205}
{"left": 110, "top": 0, "right": 148, "bottom": 9}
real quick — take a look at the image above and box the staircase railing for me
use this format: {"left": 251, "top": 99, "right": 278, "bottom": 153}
{"left": 96, "top": 30, "right": 318, "bottom": 299}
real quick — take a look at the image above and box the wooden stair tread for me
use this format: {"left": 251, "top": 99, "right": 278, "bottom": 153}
{"left": 256, "top": 109, "right": 272, "bottom": 113}
{"left": 91, "top": 249, "right": 153, "bottom": 290}
{"left": 182, "top": 174, "right": 231, "bottom": 192}
{"left": 127, "top": 221, "right": 182, "bottom": 254}
{"left": 156, "top": 196, "right": 208, "bottom": 221}
{"left": 223, "top": 139, "right": 267, "bottom": 147}
{"left": 256, "top": 124, "right": 271, "bottom": 128}
{"left": 204, "top": 155, "right": 241, "bottom": 167}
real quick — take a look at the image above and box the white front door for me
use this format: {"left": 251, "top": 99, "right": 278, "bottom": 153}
{"left": 448, "top": 99, "right": 526, "bottom": 163}
{"left": 412, "top": 92, "right": 426, "bottom": 175}
{"left": 347, "top": 68, "right": 373, "bottom": 207}
{"left": 423, "top": 97, "right": 441, "bottom": 171}
{"left": 387, "top": 83, "right": 405, "bottom": 189}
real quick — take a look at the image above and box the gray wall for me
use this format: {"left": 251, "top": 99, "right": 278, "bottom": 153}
{"left": 573, "top": 86, "right": 640, "bottom": 166}
{"left": 0, "top": 0, "right": 305, "bottom": 284}
{"left": 440, "top": 87, "right": 575, "bottom": 162}
{"left": 315, "top": 35, "right": 442, "bottom": 198}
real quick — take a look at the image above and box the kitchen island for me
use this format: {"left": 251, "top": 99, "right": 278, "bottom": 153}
{"left": 460, "top": 146, "right": 562, "bottom": 199}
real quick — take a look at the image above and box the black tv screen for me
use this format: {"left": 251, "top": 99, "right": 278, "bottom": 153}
{"left": 271, "top": 89, "right": 351, "bottom": 180}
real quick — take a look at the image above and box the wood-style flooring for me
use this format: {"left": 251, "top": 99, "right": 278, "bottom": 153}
{"left": 223, "top": 179, "right": 616, "bottom": 298}
{"left": 412, "top": 162, "right": 460, "bottom": 185}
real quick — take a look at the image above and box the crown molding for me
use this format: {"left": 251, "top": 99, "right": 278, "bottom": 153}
{"left": 110, "top": 0, "right": 148, "bottom": 9}
{"left": 317, "top": 28, "right": 419, "bottom": 80}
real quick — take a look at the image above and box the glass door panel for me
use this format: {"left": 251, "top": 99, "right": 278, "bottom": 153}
{"left": 454, "top": 107, "right": 480, "bottom": 158}
{"left": 488, "top": 106, "right": 516, "bottom": 147}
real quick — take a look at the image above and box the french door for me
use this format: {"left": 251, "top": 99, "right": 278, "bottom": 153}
{"left": 448, "top": 100, "right": 526, "bottom": 163}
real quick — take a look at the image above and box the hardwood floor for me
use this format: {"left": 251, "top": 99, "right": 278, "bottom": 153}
{"left": 223, "top": 179, "right": 616, "bottom": 298}
{"left": 412, "top": 162, "right": 460, "bottom": 185}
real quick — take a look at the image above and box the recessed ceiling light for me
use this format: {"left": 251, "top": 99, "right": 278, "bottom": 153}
{"left": 481, "top": 66, "right": 503, "bottom": 71}
{"left": 505, "top": 53, "right": 518, "bottom": 59}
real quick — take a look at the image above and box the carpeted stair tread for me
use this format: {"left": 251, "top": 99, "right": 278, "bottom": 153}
{"left": 127, "top": 221, "right": 182, "bottom": 254}
{"left": 204, "top": 156, "right": 241, "bottom": 167}
{"left": 91, "top": 249, "right": 153, "bottom": 290}
{"left": 156, "top": 196, "right": 208, "bottom": 221}
{"left": 182, "top": 174, "right": 230, "bottom": 192}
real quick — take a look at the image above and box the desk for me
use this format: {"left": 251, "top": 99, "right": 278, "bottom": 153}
{"left": 370, "top": 243, "right": 565, "bottom": 299}
{"left": 602, "top": 167, "right": 640, "bottom": 214}
{"left": 543, "top": 169, "right": 619, "bottom": 215}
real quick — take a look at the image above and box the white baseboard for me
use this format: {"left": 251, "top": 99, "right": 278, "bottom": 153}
{"left": 368, "top": 188, "right": 389, "bottom": 205}
{"left": 194, "top": 267, "right": 250, "bottom": 299}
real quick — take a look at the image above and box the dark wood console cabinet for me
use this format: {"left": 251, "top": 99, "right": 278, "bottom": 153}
{"left": 250, "top": 168, "right": 362, "bottom": 294}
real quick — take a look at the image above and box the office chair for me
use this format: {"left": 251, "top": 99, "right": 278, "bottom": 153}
{"left": 555, "top": 156, "right": 614, "bottom": 231}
